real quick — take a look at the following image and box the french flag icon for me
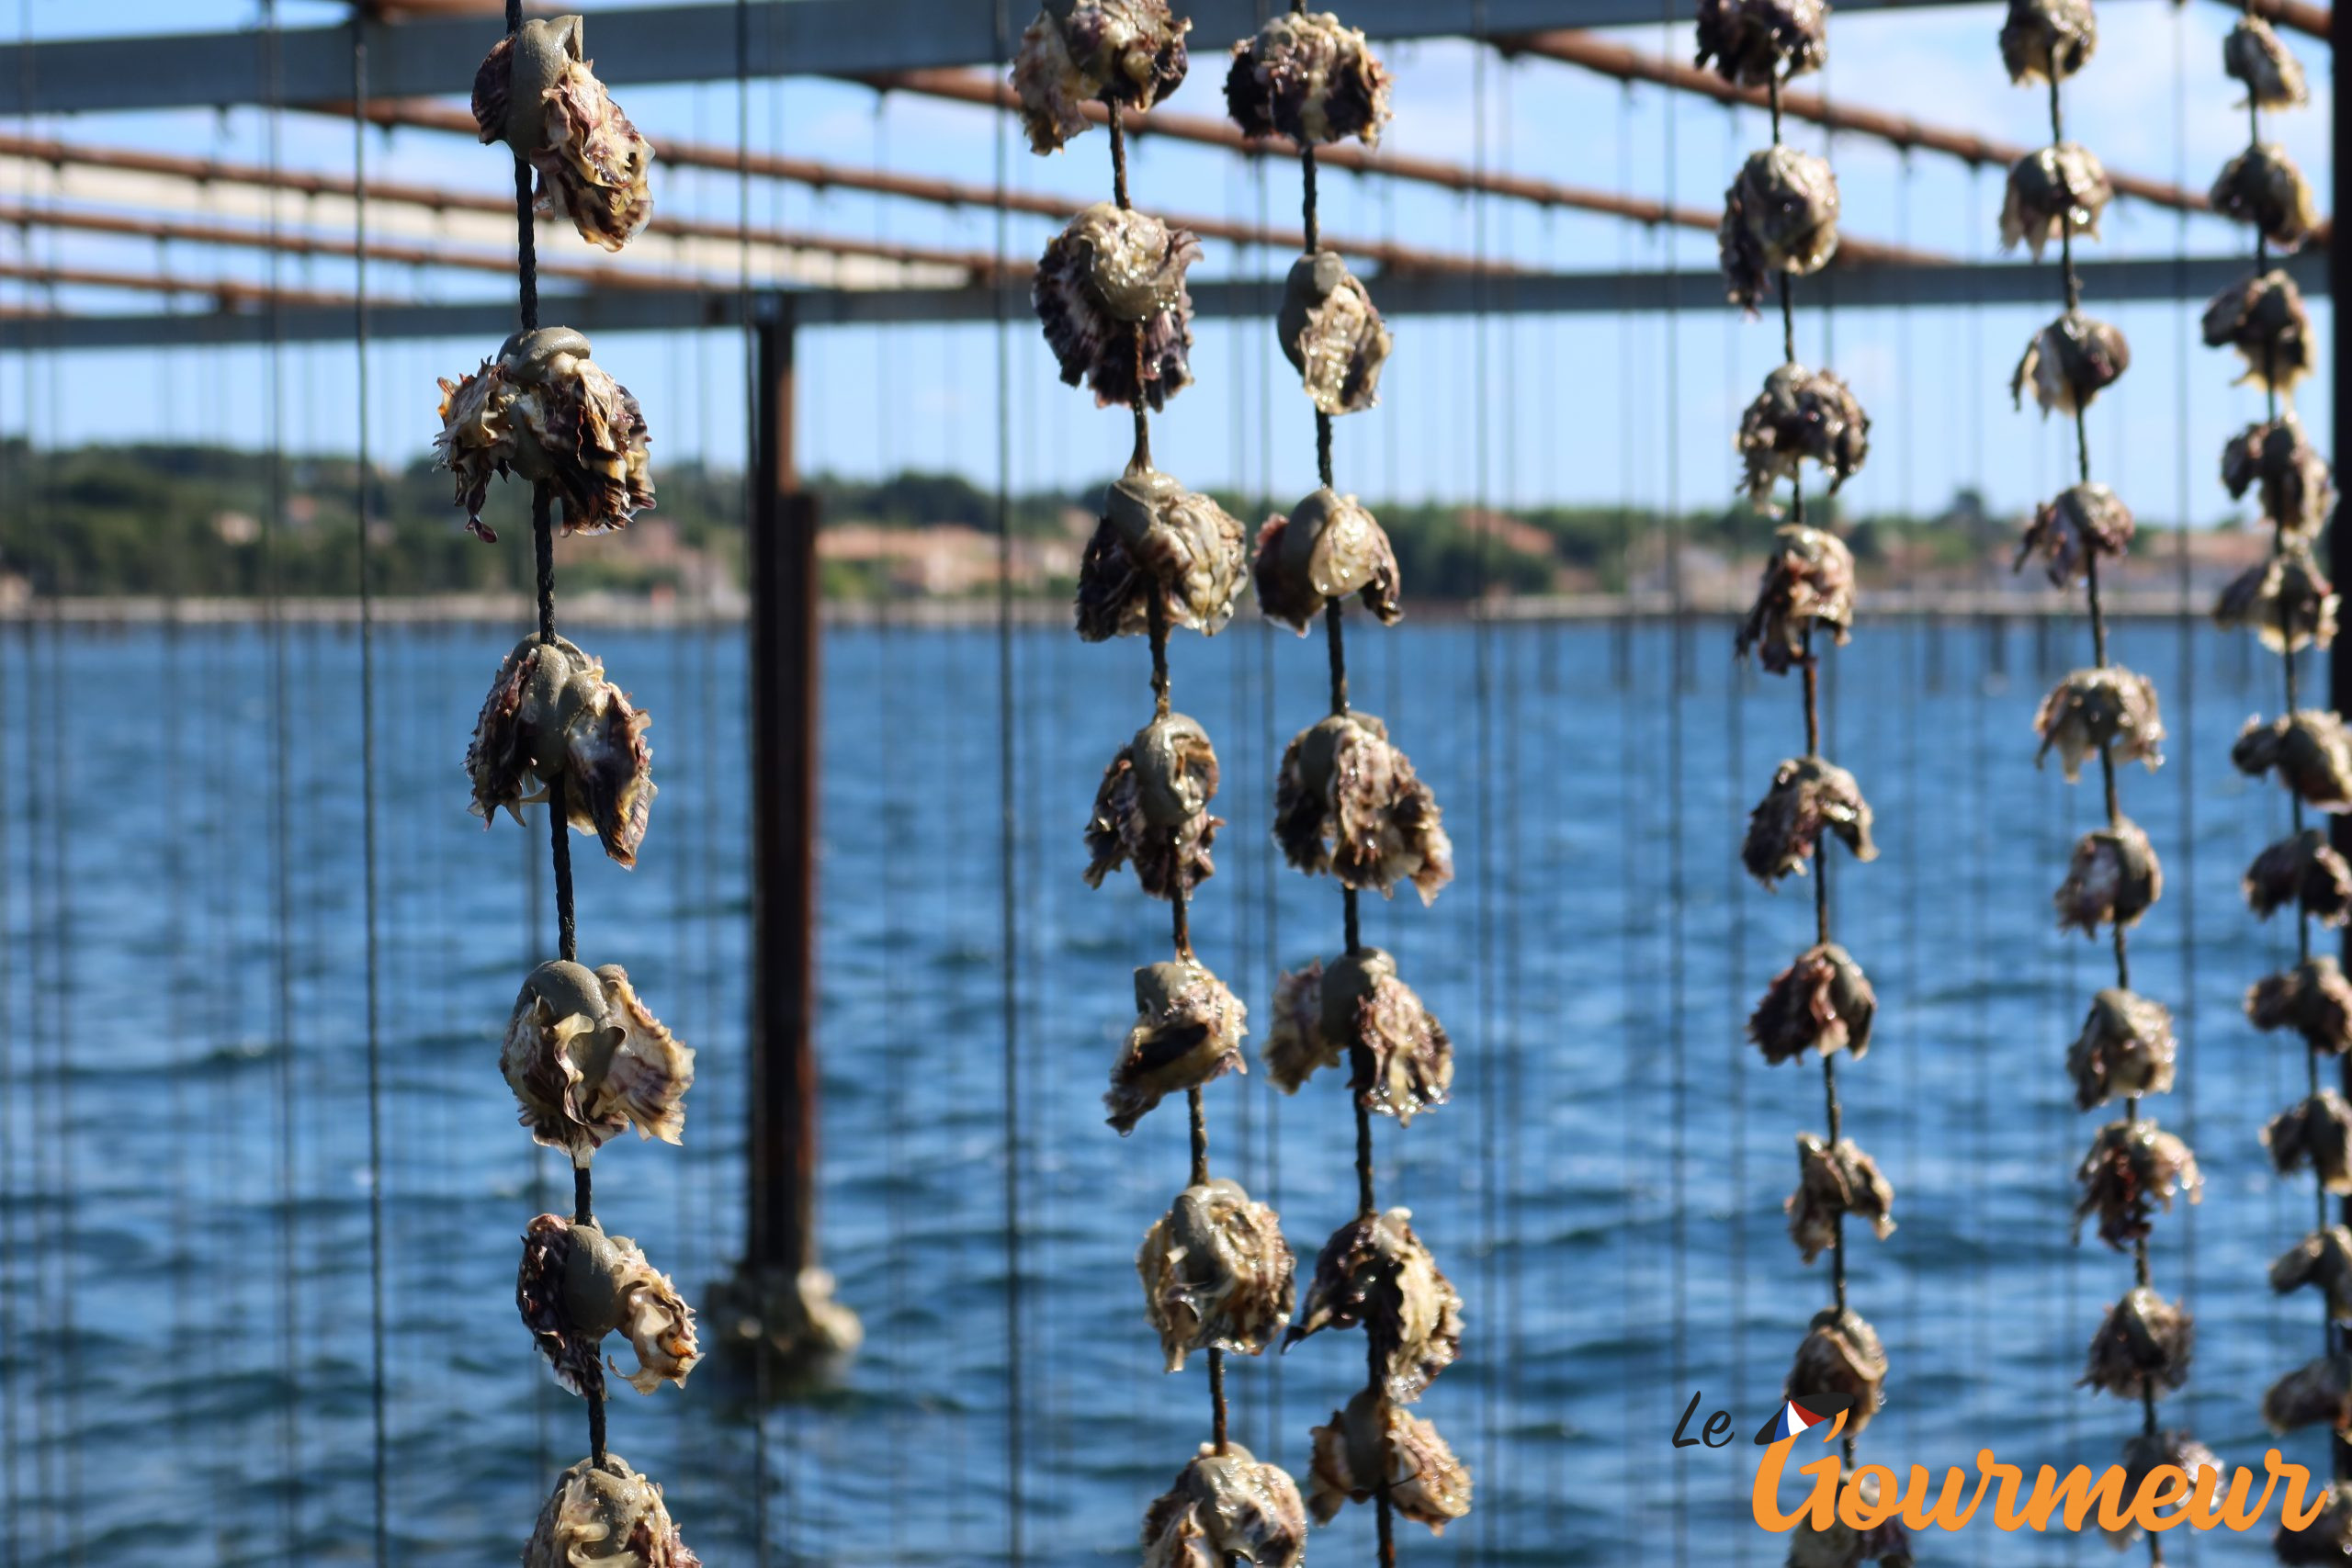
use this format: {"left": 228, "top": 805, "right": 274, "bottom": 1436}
{"left": 1753, "top": 1392, "right": 1853, "bottom": 1445}
{"left": 1770, "top": 1399, "right": 1831, "bottom": 1441}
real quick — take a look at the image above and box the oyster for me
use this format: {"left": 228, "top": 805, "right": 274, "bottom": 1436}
{"left": 2108, "top": 1432, "right": 2223, "bottom": 1549}
{"left": 1999, "top": 142, "right": 2110, "bottom": 261}
{"left": 2214, "top": 541, "right": 2335, "bottom": 653}
{"left": 2065, "top": 987, "right": 2176, "bottom": 1111}
{"left": 2053, "top": 819, "right": 2161, "bottom": 938}
{"left": 2225, "top": 17, "right": 2308, "bottom": 110}
{"left": 1266, "top": 947, "right": 1453, "bottom": 1123}
{"left": 1693, "top": 0, "right": 1827, "bottom": 87}
{"left": 2233, "top": 710, "right": 2352, "bottom": 811}
{"left": 1076, "top": 468, "right": 1248, "bottom": 641}
{"left": 2012, "top": 310, "right": 2131, "bottom": 416}
{"left": 1999, "top": 0, "right": 2097, "bottom": 84}
{"left": 517, "top": 1214, "right": 700, "bottom": 1398}
{"left": 1012, "top": 0, "right": 1190, "bottom": 155}
{"left": 2015, "top": 482, "right": 2133, "bottom": 588}
{"left": 471, "top": 18, "right": 655, "bottom": 252}
{"left": 1785, "top": 1132, "right": 1895, "bottom": 1265}
{"left": 1287, "top": 1206, "right": 1463, "bottom": 1404}
{"left": 2032, "top": 667, "right": 2164, "bottom": 782}
{"left": 469, "top": 633, "right": 656, "bottom": 867}
{"left": 1742, "top": 756, "right": 1878, "bottom": 887}
{"left": 524, "top": 1453, "right": 699, "bottom": 1568}
{"left": 2211, "top": 142, "right": 2320, "bottom": 254}
{"left": 502, "top": 959, "right": 695, "bottom": 1164}
{"left": 1305, "top": 1389, "right": 1473, "bottom": 1533}
{"left": 2278, "top": 1481, "right": 2352, "bottom": 1564}
{"left": 1272, "top": 711, "right": 1453, "bottom": 903}
{"left": 436, "top": 326, "right": 655, "bottom": 542}
{"left": 2078, "top": 1286, "right": 2192, "bottom": 1399}
{"left": 1277, "top": 251, "right": 1391, "bottom": 415}
{"left": 1750, "top": 943, "right": 1877, "bottom": 1064}
{"left": 1136, "top": 1178, "right": 1295, "bottom": 1371}
{"left": 1735, "top": 366, "right": 1871, "bottom": 518}
{"left": 1787, "top": 1306, "right": 1885, "bottom": 1437}
{"left": 1105, "top": 959, "right": 1249, "bottom": 1134}
{"left": 1085, "top": 712, "right": 1223, "bottom": 899}
{"left": 1261, "top": 960, "right": 1340, "bottom": 1091}
{"left": 2265, "top": 1354, "right": 2352, "bottom": 1433}
{"left": 2245, "top": 829, "right": 2352, "bottom": 927}
{"left": 1720, "top": 146, "right": 1839, "bottom": 313}
{"left": 2249, "top": 959, "right": 2352, "bottom": 1057}
{"left": 2203, "top": 269, "right": 2314, "bottom": 396}
{"left": 1035, "top": 203, "right": 1201, "bottom": 411}
{"left": 2268, "top": 1092, "right": 2352, "bottom": 1193}
{"left": 1789, "top": 1471, "right": 1914, "bottom": 1567}
{"left": 2073, "top": 1119, "right": 2201, "bottom": 1249}
{"left": 1225, "top": 11, "right": 1392, "bottom": 147}
{"left": 2222, "top": 416, "right": 2335, "bottom": 537}
{"left": 1252, "top": 488, "right": 1402, "bottom": 634}
{"left": 1736, "top": 524, "right": 1855, "bottom": 680}
{"left": 2272, "top": 1226, "right": 2352, "bottom": 1321}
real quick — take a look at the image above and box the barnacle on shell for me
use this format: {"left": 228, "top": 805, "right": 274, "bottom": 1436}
{"left": 1225, "top": 11, "right": 1392, "bottom": 147}
{"left": 1012, "top": 0, "right": 1190, "bottom": 155}
{"left": 1140, "top": 1442, "right": 1306, "bottom": 1568}
{"left": 1252, "top": 488, "right": 1402, "bottom": 634}
{"left": 472, "top": 19, "right": 655, "bottom": 253}
{"left": 1742, "top": 756, "right": 1878, "bottom": 887}
{"left": 1136, "top": 1178, "right": 1295, "bottom": 1372}
{"left": 2247, "top": 830, "right": 2352, "bottom": 928}
{"left": 502, "top": 959, "right": 695, "bottom": 1164}
{"left": 2066, "top": 987, "right": 2176, "bottom": 1111}
{"left": 2012, "top": 310, "right": 2131, "bottom": 417}
{"left": 1287, "top": 1206, "right": 1463, "bottom": 1404}
{"left": 2268, "top": 1092, "right": 2352, "bottom": 1193}
{"left": 2273, "top": 1226, "right": 2352, "bottom": 1321}
{"left": 1999, "top": 0, "right": 2097, "bottom": 84}
{"left": 1735, "top": 367, "right": 1871, "bottom": 519}
{"left": 1786, "top": 1132, "right": 1894, "bottom": 1265}
{"left": 2073, "top": 1119, "right": 2201, "bottom": 1250}
{"left": 1750, "top": 943, "right": 1876, "bottom": 1065}
{"left": 1788, "top": 1471, "right": 1914, "bottom": 1568}
{"left": 1106, "top": 959, "right": 1249, "bottom": 1134}
{"left": 2015, "top": 483, "right": 2134, "bottom": 589}
{"left": 2222, "top": 416, "right": 2335, "bottom": 537}
{"left": 1306, "top": 1389, "right": 1473, "bottom": 1533}
{"left": 1273, "top": 711, "right": 1454, "bottom": 903}
{"left": 517, "top": 1214, "right": 701, "bottom": 1399}
{"left": 2250, "top": 960, "right": 2352, "bottom": 1057}
{"left": 1787, "top": 1306, "right": 1885, "bottom": 1438}
{"left": 1035, "top": 203, "right": 1201, "bottom": 412}
{"left": 2107, "top": 1432, "right": 2224, "bottom": 1548}
{"left": 2225, "top": 17, "right": 2308, "bottom": 110}
{"left": 2211, "top": 143, "right": 2320, "bottom": 254}
{"left": 468, "top": 633, "right": 657, "bottom": 867}
{"left": 1736, "top": 523, "right": 1855, "bottom": 675}
{"left": 1278, "top": 252, "right": 1392, "bottom": 416}
{"left": 1085, "top": 712, "right": 1223, "bottom": 899}
{"left": 2079, "top": 1286, "right": 2192, "bottom": 1399}
{"left": 1693, "top": 0, "right": 1827, "bottom": 87}
{"left": 2000, "top": 142, "right": 2110, "bottom": 261}
{"left": 1720, "top": 146, "right": 1840, "bottom": 314}
{"left": 1270, "top": 948, "right": 1453, "bottom": 1123}
{"left": 2203, "top": 270, "right": 2315, "bottom": 396}
{"left": 1077, "top": 468, "right": 1247, "bottom": 641}
{"left": 2054, "top": 820, "right": 2161, "bottom": 940}
{"left": 2278, "top": 1481, "right": 2352, "bottom": 1564}
{"left": 436, "top": 326, "right": 656, "bottom": 542}
{"left": 2032, "top": 667, "right": 2164, "bottom": 783}
{"left": 524, "top": 1452, "right": 699, "bottom": 1568}
{"left": 2233, "top": 710, "right": 2352, "bottom": 811}
{"left": 2266, "top": 1354, "right": 2352, "bottom": 1433}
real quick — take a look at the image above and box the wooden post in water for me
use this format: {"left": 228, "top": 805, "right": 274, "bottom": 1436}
{"left": 715, "top": 297, "right": 861, "bottom": 1374}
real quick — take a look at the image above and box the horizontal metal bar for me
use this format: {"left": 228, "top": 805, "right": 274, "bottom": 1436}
{"left": 0, "top": 0, "right": 2007, "bottom": 116}
{"left": 0, "top": 249, "right": 2313, "bottom": 350}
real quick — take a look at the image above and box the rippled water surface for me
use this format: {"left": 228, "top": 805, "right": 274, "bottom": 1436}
{"left": 0, "top": 613, "right": 2330, "bottom": 1564}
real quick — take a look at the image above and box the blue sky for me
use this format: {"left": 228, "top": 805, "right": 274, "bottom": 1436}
{"left": 0, "top": 0, "right": 2335, "bottom": 525}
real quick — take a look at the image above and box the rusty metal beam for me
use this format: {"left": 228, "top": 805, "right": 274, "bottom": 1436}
{"left": 0, "top": 256, "right": 354, "bottom": 310}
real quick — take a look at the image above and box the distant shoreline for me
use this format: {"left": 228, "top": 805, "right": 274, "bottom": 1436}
{"left": 0, "top": 588, "right": 2240, "bottom": 628}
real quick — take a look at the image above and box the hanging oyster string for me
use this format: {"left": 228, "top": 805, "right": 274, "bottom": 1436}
{"left": 2199, "top": 5, "right": 2352, "bottom": 1551}
{"left": 438, "top": 11, "right": 700, "bottom": 1564}
{"left": 1224, "top": 5, "right": 1472, "bottom": 1556}
{"left": 1012, "top": 6, "right": 1304, "bottom": 1559}
{"left": 1999, "top": 0, "right": 2203, "bottom": 1555}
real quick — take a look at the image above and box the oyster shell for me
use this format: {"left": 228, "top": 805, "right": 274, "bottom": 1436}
{"left": 1287, "top": 1206, "right": 1463, "bottom": 1404}
{"left": 2073, "top": 1119, "right": 2200, "bottom": 1249}
{"left": 1720, "top": 146, "right": 1840, "bottom": 314}
{"left": 1105, "top": 959, "right": 1249, "bottom": 1134}
{"left": 436, "top": 326, "right": 655, "bottom": 542}
{"left": 1012, "top": 0, "right": 1190, "bottom": 155}
{"left": 1742, "top": 756, "right": 1878, "bottom": 887}
{"left": 1034, "top": 203, "right": 1200, "bottom": 411}
{"left": 2078, "top": 1286, "right": 2192, "bottom": 1399}
{"left": 1224, "top": 11, "right": 1392, "bottom": 147}
{"left": 1750, "top": 943, "right": 1877, "bottom": 1064}
{"left": 1252, "top": 488, "right": 1402, "bottom": 634}
{"left": 1136, "top": 1178, "right": 1295, "bottom": 1371}
{"left": 2032, "top": 666, "right": 2164, "bottom": 782}
{"left": 2065, "top": 987, "right": 2176, "bottom": 1111}
{"left": 1785, "top": 1132, "right": 1895, "bottom": 1265}
{"left": 1076, "top": 468, "right": 1248, "bottom": 641}
{"left": 1084, "top": 712, "right": 1223, "bottom": 899}
{"left": 1272, "top": 711, "right": 1453, "bottom": 903}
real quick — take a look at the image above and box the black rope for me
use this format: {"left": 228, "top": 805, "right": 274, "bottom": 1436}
{"left": 351, "top": 22, "right": 389, "bottom": 1567}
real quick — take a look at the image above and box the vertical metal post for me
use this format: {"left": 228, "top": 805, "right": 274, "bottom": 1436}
{"left": 747, "top": 303, "right": 817, "bottom": 1281}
